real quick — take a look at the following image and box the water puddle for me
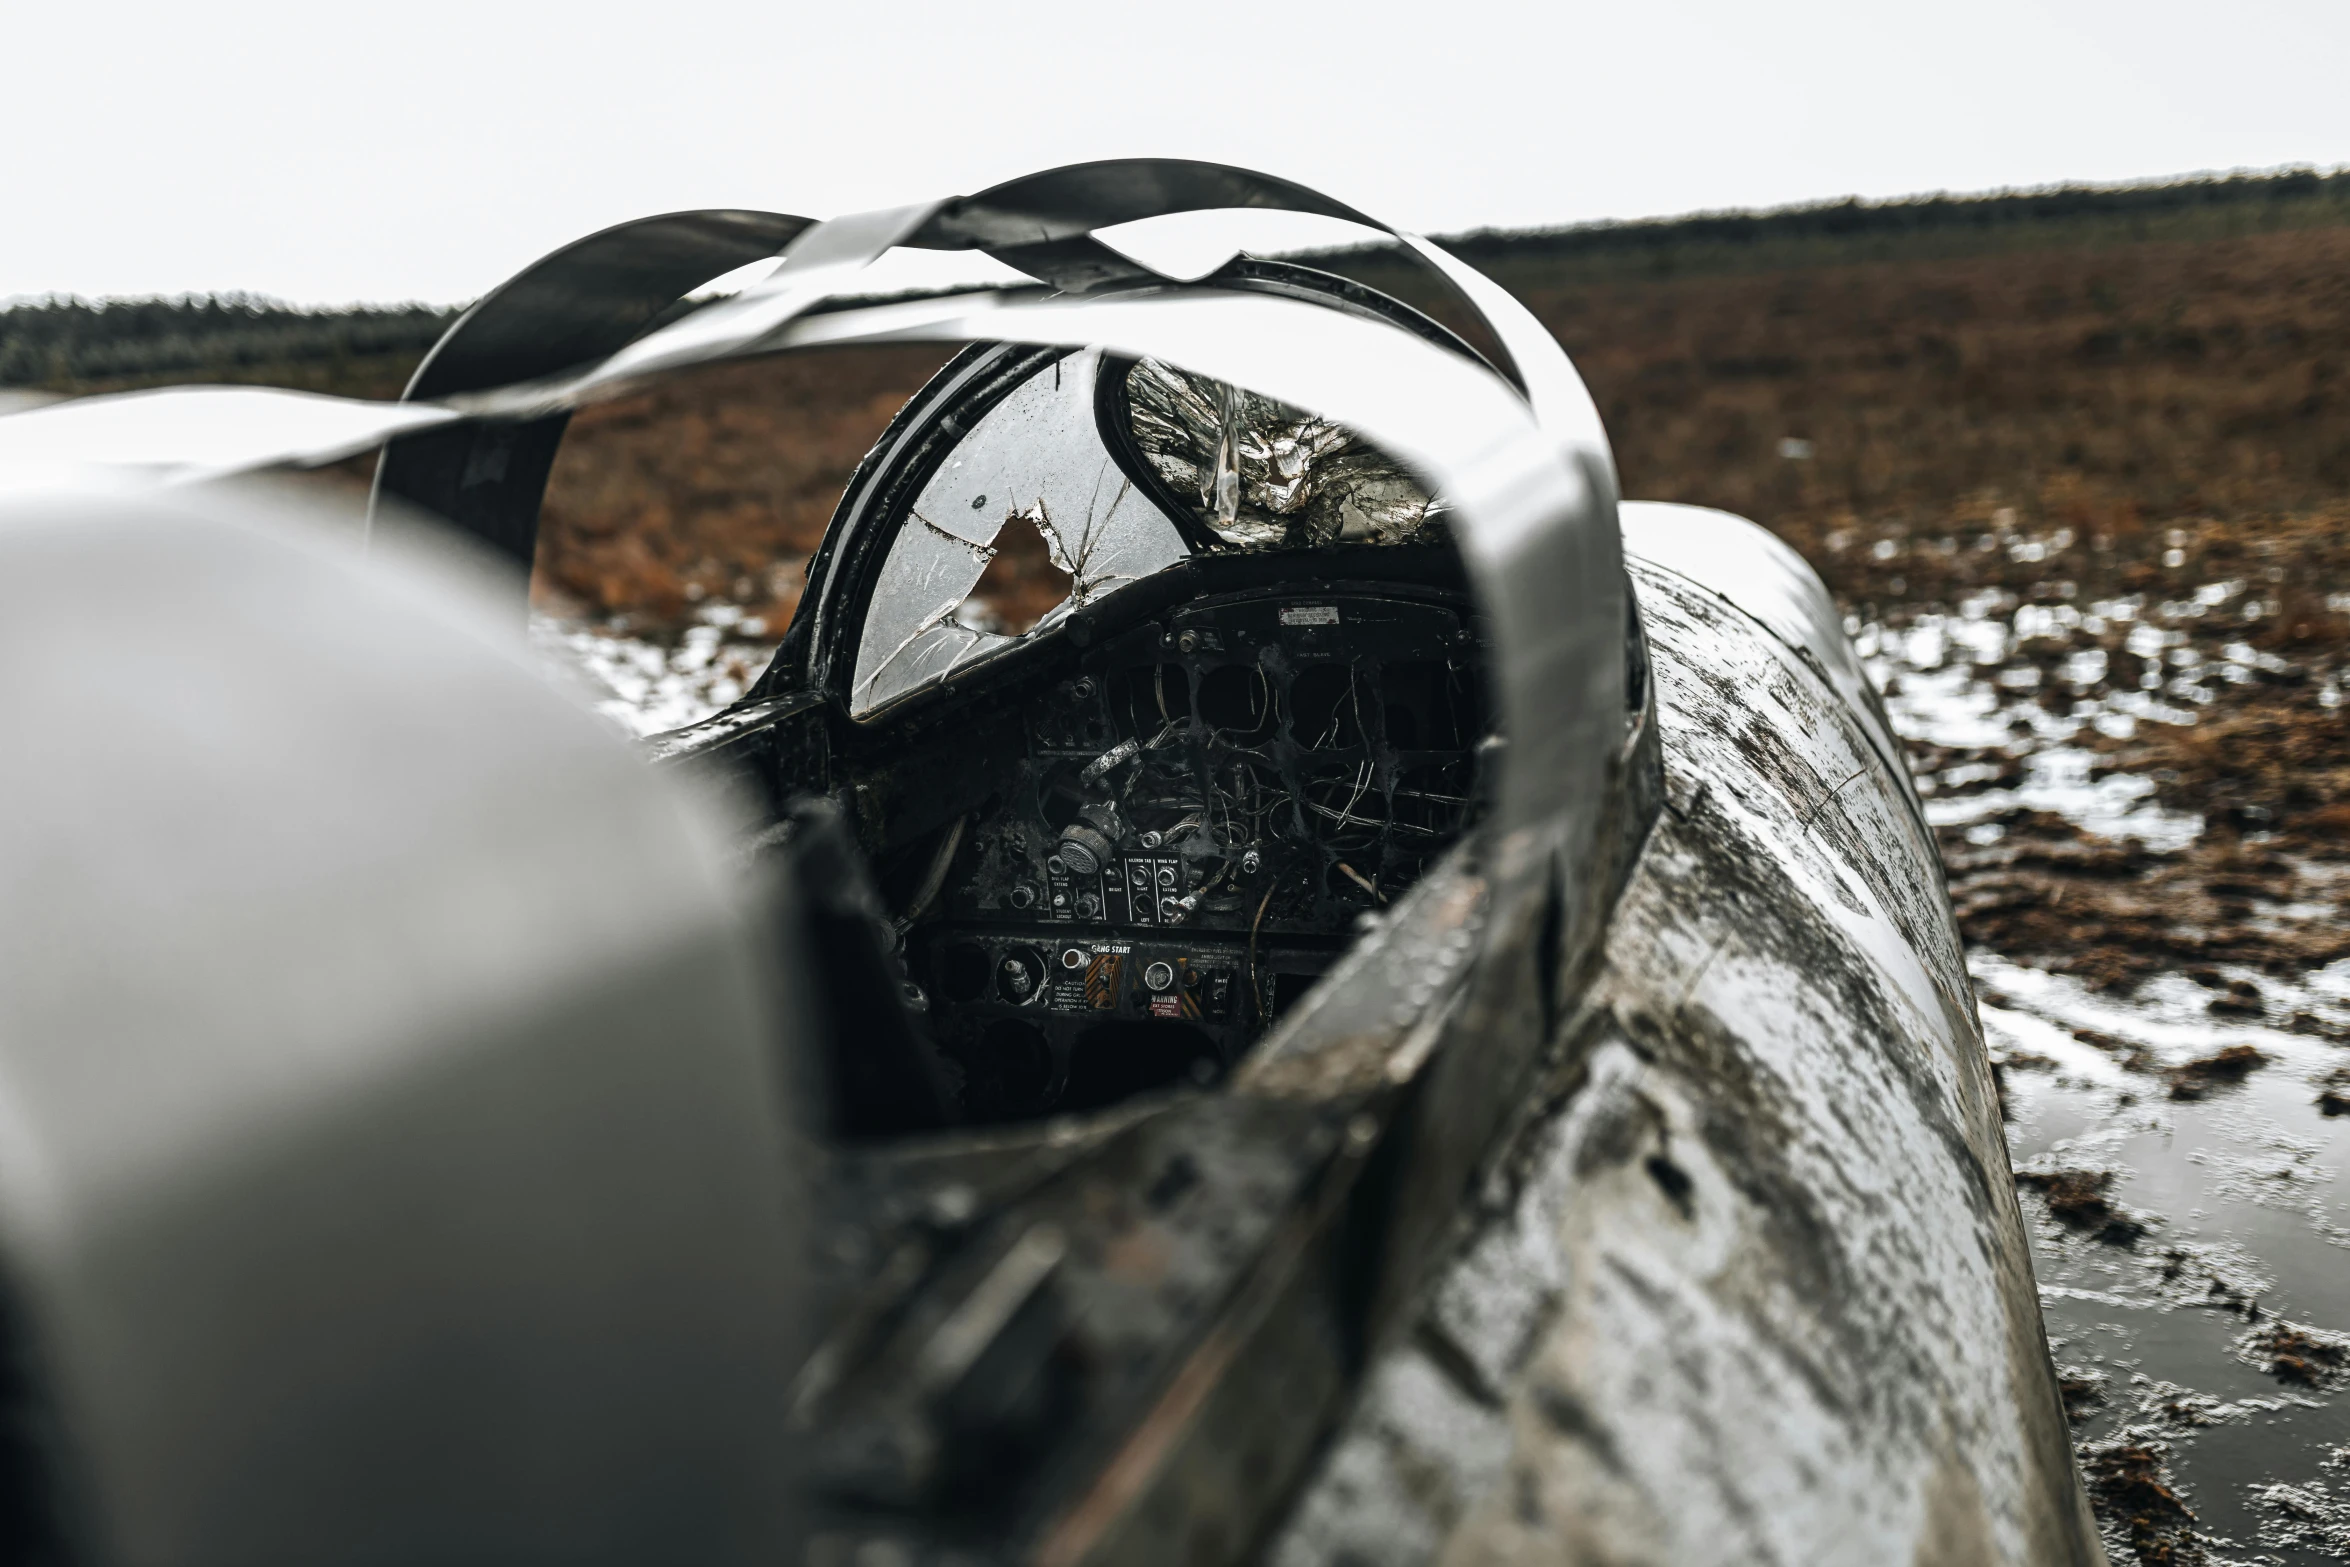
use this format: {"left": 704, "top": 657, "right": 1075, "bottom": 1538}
{"left": 1859, "top": 546, "right": 2350, "bottom": 1562}
{"left": 530, "top": 602, "right": 779, "bottom": 738}
{"left": 1989, "top": 970, "right": 2350, "bottom": 1562}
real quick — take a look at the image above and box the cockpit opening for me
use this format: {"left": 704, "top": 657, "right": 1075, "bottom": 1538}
{"left": 742, "top": 263, "right": 1505, "bottom": 1134}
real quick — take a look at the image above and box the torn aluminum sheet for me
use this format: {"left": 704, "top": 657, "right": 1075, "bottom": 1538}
{"left": 0, "top": 275, "right": 1615, "bottom": 836}
{"left": 0, "top": 386, "right": 457, "bottom": 497}
{"left": 1125, "top": 358, "right": 1438, "bottom": 547}
{"left": 851, "top": 350, "right": 1187, "bottom": 714}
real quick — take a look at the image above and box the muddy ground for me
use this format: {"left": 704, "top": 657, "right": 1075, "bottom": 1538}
{"left": 1803, "top": 502, "right": 2350, "bottom": 1565}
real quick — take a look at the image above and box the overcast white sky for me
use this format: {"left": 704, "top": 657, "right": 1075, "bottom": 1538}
{"left": 4, "top": 0, "right": 2346, "bottom": 306}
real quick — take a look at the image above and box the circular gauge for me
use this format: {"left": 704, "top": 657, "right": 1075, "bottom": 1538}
{"left": 996, "top": 947, "right": 1048, "bottom": 1004}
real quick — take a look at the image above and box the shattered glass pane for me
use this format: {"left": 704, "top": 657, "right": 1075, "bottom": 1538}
{"left": 851, "top": 351, "right": 1187, "bottom": 716}
{"left": 1124, "top": 358, "right": 1439, "bottom": 548}
{"left": 851, "top": 349, "right": 1445, "bottom": 718}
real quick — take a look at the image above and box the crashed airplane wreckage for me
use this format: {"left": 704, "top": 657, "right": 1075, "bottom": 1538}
{"left": 0, "top": 162, "right": 2105, "bottom": 1565}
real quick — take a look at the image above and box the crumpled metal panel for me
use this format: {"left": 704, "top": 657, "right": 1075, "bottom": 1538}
{"left": 1273, "top": 535, "right": 2100, "bottom": 1565}
{"left": 377, "top": 207, "right": 815, "bottom": 573}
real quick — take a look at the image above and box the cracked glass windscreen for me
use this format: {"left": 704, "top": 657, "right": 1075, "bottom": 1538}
{"left": 851, "top": 350, "right": 1188, "bottom": 716}
{"left": 849, "top": 349, "right": 1444, "bottom": 717}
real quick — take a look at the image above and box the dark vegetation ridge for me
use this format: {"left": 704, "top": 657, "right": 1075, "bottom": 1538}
{"left": 6, "top": 166, "right": 2344, "bottom": 390}
{"left": 1332, "top": 165, "right": 2350, "bottom": 288}
{"left": 0, "top": 295, "right": 455, "bottom": 395}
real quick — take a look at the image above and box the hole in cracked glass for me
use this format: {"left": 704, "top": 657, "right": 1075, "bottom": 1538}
{"left": 848, "top": 347, "right": 1447, "bottom": 718}
{"left": 850, "top": 350, "right": 1188, "bottom": 716}
{"left": 964, "top": 511, "right": 1075, "bottom": 634}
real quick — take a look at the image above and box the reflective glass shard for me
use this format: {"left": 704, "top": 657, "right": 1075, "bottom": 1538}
{"left": 1124, "top": 358, "right": 1438, "bottom": 548}
{"left": 850, "top": 351, "right": 1187, "bottom": 715}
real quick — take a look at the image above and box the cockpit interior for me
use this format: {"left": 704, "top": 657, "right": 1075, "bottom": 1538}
{"left": 716, "top": 263, "right": 1506, "bottom": 1133}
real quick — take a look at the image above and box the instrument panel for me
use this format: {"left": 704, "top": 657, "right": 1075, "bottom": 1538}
{"left": 910, "top": 587, "right": 1486, "bottom": 1119}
